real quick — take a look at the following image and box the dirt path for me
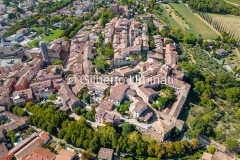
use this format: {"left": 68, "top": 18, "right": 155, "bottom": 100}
{"left": 187, "top": 49, "right": 196, "bottom": 64}
{"left": 224, "top": 0, "right": 240, "bottom": 6}
{"left": 185, "top": 4, "right": 220, "bottom": 37}
{"left": 234, "top": 48, "right": 240, "bottom": 59}
{"left": 162, "top": 3, "right": 189, "bottom": 30}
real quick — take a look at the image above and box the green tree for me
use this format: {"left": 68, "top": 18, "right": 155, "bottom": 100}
{"left": 42, "top": 123, "right": 48, "bottom": 131}
{"left": 164, "top": 39, "right": 173, "bottom": 45}
{"left": 52, "top": 59, "right": 63, "bottom": 65}
{"left": 81, "top": 150, "right": 96, "bottom": 160}
{"left": 121, "top": 123, "right": 136, "bottom": 136}
{"left": 173, "top": 141, "right": 185, "bottom": 155}
{"left": 104, "top": 49, "right": 114, "bottom": 59}
{"left": 47, "top": 124, "right": 56, "bottom": 135}
{"left": 183, "top": 34, "right": 197, "bottom": 45}
{"left": 225, "top": 138, "right": 239, "bottom": 150}
{"left": 48, "top": 94, "right": 56, "bottom": 100}
{"left": 31, "top": 40, "right": 40, "bottom": 47}
{"left": 225, "top": 87, "right": 240, "bottom": 103}
{"left": 8, "top": 104, "right": 15, "bottom": 112}
{"left": 7, "top": 131, "right": 18, "bottom": 144}
{"left": 190, "top": 117, "right": 213, "bottom": 137}
{"left": 207, "top": 145, "right": 216, "bottom": 154}
{"left": 190, "top": 138, "right": 199, "bottom": 149}
{"left": 89, "top": 138, "right": 99, "bottom": 153}
{"left": 95, "top": 125, "right": 118, "bottom": 148}
{"left": 160, "top": 28, "right": 169, "bottom": 37}
{"left": 8, "top": 13, "right": 16, "bottom": 19}
{"left": 58, "top": 129, "right": 66, "bottom": 139}
{"left": 94, "top": 56, "right": 108, "bottom": 72}
{"left": 165, "top": 142, "right": 175, "bottom": 157}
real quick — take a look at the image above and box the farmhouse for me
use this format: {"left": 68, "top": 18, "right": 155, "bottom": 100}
{"left": 216, "top": 49, "right": 228, "bottom": 57}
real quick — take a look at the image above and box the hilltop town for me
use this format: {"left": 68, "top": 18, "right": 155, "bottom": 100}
{"left": 0, "top": 0, "right": 240, "bottom": 160}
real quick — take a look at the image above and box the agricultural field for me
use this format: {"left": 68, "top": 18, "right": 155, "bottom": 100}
{"left": 178, "top": 44, "right": 240, "bottom": 143}
{"left": 169, "top": 3, "right": 219, "bottom": 39}
{"left": 159, "top": 4, "right": 182, "bottom": 29}
{"left": 209, "top": 13, "right": 240, "bottom": 40}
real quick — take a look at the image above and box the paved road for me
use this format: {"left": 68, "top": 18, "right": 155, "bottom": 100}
{"left": 68, "top": 109, "right": 151, "bottom": 130}
{"left": 68, "top": 111, "right": 104, "bottom": 128}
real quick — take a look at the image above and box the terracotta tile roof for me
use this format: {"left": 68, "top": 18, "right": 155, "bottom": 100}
{"left": 14, "top": 137, "right": 43, "bottom": 159}
{"left": 30, "top": 80, "right": 52, "bottom": 93}
{"left": 0, "top": 106, "right": 6, "bottom": 112}
{"left": 202, "top": 152, "right": 213, "bottom": 160}
{"left": 169, "top": 95, "right": 186, "bottom": 119}
{"left": 152, "top": 120, "right": 175, "bottom": 136}
{"left": 9, "top": 132, "right": 38, "bottom": 155}
{"left": 213, "top": 151, "right": 232, "bottom": 160}
{"left": 39, "top": 131, "right": 50, "bottom": 140}
{"left": 147, "top": 53, "right": 163, "bottom": 60}
{"left": 55, "top": 149, "right": 76, "bottom": 160}
{"left": 23, "top": 147, "right": 55, "bottom": 160}
{"left": 98, "top": 148, "right": 114, "bottom": 160}
{"left": 71, "top": 80, "right": 85, "bottom": 95}
{"left": 139, "top": 85, "right": 157, "bottom": 97}
{"left": 13, "top": 88, "right": 33, "bottom": 101}
{"left": 126, "top": 89, "right": 137, "bottom": 97}
{"left": 133, "top": 101, "right": 148, "bottom": 113}
{"left": 16, "top": 28, "right": 27, "bottom": 33}
{"left": 95, "top": 110, "right": 120, "bottom": 121}
{"left": 165, "top": 43, "right": 177, "bottom": 54}
{"left": 210, "top": 140, "right": 226, "bottom": 153}
{"left": 98, "top": 101, "right": 114, "bottom": 111}
{"left": 171, "top": 69, "right": 184, "bottom": 80}
{"left": 109, "top": 84, "right": 129, "bottom": 101}
{"left": 59, "top": 81, "right": 80, "bottom": 108}
{"left": 0, "top": 143, "right": 8, "bottom": 159}
{"left": 165, "top": 53, "right": 177, "bottom": 66}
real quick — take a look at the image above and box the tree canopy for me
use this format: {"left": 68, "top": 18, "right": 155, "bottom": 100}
{"left": 186, "top": 0, "right": 240, "bottom": 16}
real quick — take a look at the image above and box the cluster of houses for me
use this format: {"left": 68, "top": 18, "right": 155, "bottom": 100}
{"left": 0, "top": 37, "right": 82, "bottom": 111}
{"left": 0, "top": 105, "right": 113, "bottom": 160}
{"left": 50, "top": 0, "right": 93, "bottom": 17}
{"left": 0, "top": 0, "right": 38, "bottom": 37}
{"left": 65, "top": 22, "right": 104, "bottom": 75}
{"left": 92, "top": 49, "right": 190, "bottom": 141}
{"left": 0, "top": 1, "right": 191, "bottom": 146}
{"left": 0, "top": 13, "right": 193, "bottom": 136}
{"left": 109, "top": 3, "right": 131, "bottom": 18}
{"left": 0, "top": 0, "right": 237, "bottom": 159}
{"left": 0, "top": 109, "right": 77, "bottom": 160}
{"left": 103, "top": 17, "right": 150, "bottom": 67}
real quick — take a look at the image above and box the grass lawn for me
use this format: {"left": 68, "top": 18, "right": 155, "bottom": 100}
{"left": 209, "top": 13, "right": 240, "bottom": 40}
{"left": 170, "top": 3, "right": 218, "bottom": 39}
{"left": 28, "top": 29, "right": 63, "bottom": 47}
{"left": 41, "top": 29, "right": 64, "bottom": 42}
{"left": 159, "top": 4, "right": 182, "bottom": 29}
